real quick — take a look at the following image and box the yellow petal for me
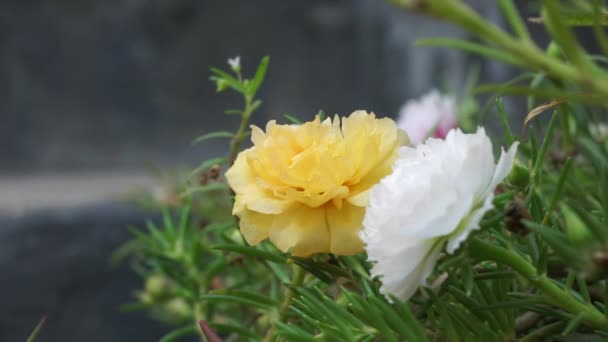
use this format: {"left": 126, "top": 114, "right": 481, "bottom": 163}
{"left": 225, "top": 149, "right": 255, "bottom": 193}
{"left": 346, "top": 189, "right": 370, "bottom": 207}
{"left": 243, "top": 185, "right": 292, "bottom": 214}
{"left": 268, "top": 205, "right": 330, "bottom": 256}
{"left": 250, "top": 124, "right": 267, "bottom": 146}
{"left": 227, "top": 151, "right": 291, "bottom": 215}
{"left": 327, "top": 203, "right": 365, "bottom": 255}
{"left": 238, "top": 209, "right": 273, "bottom": 245}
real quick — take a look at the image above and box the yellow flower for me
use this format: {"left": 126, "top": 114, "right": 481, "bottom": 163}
{"left": 225, "top": 111, "right": 408, "bottom": 256}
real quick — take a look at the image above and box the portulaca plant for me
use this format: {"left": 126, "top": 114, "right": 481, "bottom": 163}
{"left": 112, "top": 1, "right": 608, "bottom": 342}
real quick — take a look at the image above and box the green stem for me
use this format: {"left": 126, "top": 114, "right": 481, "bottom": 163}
{"left": 264, "top": 264, "right": 306, "bottom": 342}
{"left": 469, "top": 238, "right": 608, "bottom": 331}
{"left": 390, "top": 0, "right": 608, "bottom": 99}
{"left": 498, "top": 0, "right": 531, "bottom": 42}
{"left": 519, "top": 320, "right": 564, "bottom": 342}
{"left": 228, "top": 94, "right": 254, "bottom": 165}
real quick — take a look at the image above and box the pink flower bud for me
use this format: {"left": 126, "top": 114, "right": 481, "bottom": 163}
{"left": 397, "top": 90, "right": 458, "bottom": 145}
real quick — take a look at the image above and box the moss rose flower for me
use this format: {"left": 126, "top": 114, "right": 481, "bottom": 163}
{"left": 397, "top": 90, "right": 458, "bottom": 145}
{"left": 362, "top": 128, "right": 518, "bottom": 300}
{"left": 225, "top": 111, "right": 408, "bottom": 256}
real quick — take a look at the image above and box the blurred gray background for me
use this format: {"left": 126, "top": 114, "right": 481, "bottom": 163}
{"left": 0, "top": 0, "right": 528, "bottom": 340}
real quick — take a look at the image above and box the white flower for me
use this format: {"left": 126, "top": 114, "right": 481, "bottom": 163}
{"left": 227, "top": 56, "right": 241, "bottom": 72}
{"left": 361, "top": 127, "right": 518, "bottom": 301}
{"left": 397, "top": 90, "right": 458, "bottom": 145}
{"left": 589, "top": 122, "right": 608, "bottom": 142}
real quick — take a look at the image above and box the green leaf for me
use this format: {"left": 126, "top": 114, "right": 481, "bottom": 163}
{"left": 25, "top": 316, "right": 47, "bottom": 342}
{"left": 250, "top": 99, "right": 263, "bottom": 112}
{"left": 224, "top": 109, "right": 243, "bottom": 115}
{"left": 592, "top": 0, "right": 608, "bottom": 56}
{"left": 523, "top": 220, "right": 583, "bottom": 266}
{"left": 158, "top": 324, "right": 197, "bottom": 342}
{"left": 188, "top": 157, "right": 228, "bottom": 180}
{"left": 542, "top": 1, "right": 591, "bottom": 70}
{"left": 477, "top": 298, "right": 541, "bottom": 310}
{"left": 579, "top": 137, "right": 608, "bottom": 170}
{"left": 496, "top": 97, "right": 515, "bottom": 146}
{"left": 212, "top": 322, "right": 260, "bottom": 340}
{"left": 199, "top": 293, "right": 275, "bottom": 311}
{"left": 210, "top": 68, "right": 242, "bottom": 91}
{"left": 462, "top": 265, "right": 475, "bottom": 296}
{"left": 283, "top": 114, "right": 302, "bottom": 124}
{"left": 531, "top": 111, "right": 558, "bottom": 182}
{"left": 127, "top": 225, "right": 155, "bottom": 246}
{"left": 474, "top": 85, "right": 604, "bottom": 104}
{"left": 249, "top": 55, "right": 270, "bottom": 95}
{"left": 541, "top": 158, "right": 572, "bottom": 225}
{"left": 145, "top": 221, "right": 171, "bottom": 248}
{"left": 289, "top": 256, "right": 352, "bottom": 283}
{"left": 498, "top": 0, "right": 531, "bottom": 41}
{"left": 180, "top": 183, "right": 228, "bottom": 198}
{"left": 213, "top": 244, "right": 287, "bottom": 263}
{"left": 265, "top": 260, "right": 290, "bottom": 284}
{"left": 369, "top": 296, "right": 420, "bottom": 341}
{"left": 568, "top": 201, "right": 607, "bottom": 243}
{"left": 389, "top": 297, "right": 429, "bottom": 342}
{"left": 416, "top": 38, "right": 525, "bottom": 66}
{"left": 275, "top": 321, "right": 316, "bottom": 342}
{"left": 576, "top": 275, "right": 591, "bottom": 304}
{"left": 316, "top": 109, "right": 326, "bottom": 120}
{"left": 562, "top": 312, "right": 585, "bottom": 336}
{"left": 191, "top": 131, "right": 234, "bottom": 145}
{"left": 161, "top": 207, "right": 175, "bottom": 238}
{"left": 208, "top": 289, "right": 280, "bottom": 307}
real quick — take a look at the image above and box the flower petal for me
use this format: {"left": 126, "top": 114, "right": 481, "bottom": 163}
{"left": 369, "top": 238, "right": 443, "bottom": 301}
{"left": 238, "top": 209, "right": 273, "bottom": 246}
{"left": 363, "top": 126, "right": 518, "bottom": 300}
{"left": 487, "top": 141, "right": 520, "bottom": 196}
{"left": 327, "top": 203, "right": 365, "bottom": 255}
{"left": 268, "top": 205, "right": 330, "bottom": 256}
{"left": 446, "top": 193, "right": 494, "bottom": 254}
{"left": 225, "top": 149, "right": 256, "bottom": 193}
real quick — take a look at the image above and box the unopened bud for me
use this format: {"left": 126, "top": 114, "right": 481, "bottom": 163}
{"left": 163, "top": 298, "right": 192, "bottom": 320}
{"left": 145, "top": 275, "right": 171, "bottom": 299}
{"left": 215, "top": 79, "right": 228, "bottom": 92}
{"left": 562, "top": 204, "right": 592, "bottom": 245}
{"left": 137, "top": 292, "right": 154, "bottom": 305}
{"left": 227, "top": 56, "right": 241, "bottom": 73}
{"left": 507, "top": 161, "right": 530, "bottom": 189}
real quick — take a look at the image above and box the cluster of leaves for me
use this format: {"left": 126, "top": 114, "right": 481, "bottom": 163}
{"left": 118, "top": 1, "right": 608, "bottom": 341}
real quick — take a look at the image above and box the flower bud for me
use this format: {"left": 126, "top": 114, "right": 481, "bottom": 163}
{"left": 227, "top": 56, "right": 241, "bottom": 73}
{"left": 589, "top": 123, "right": 608, "bottom": 142}
{"left": 137, "top": 292, "right": 154, "bottom": 305}
{"left": 562, "top": 204, "right": 592, "bottom": 245}
{"left": 397, "top": 90, "right": 457, "bottom": 145}
{"left": 507, "top": 161, "right": 529, "bottom": 189}
{"left": 215, "top": 79, "right": 228, "bottom": 92}
{"left": 145, "top": 275, "right": 171, "bottom": 299}
{"left": 163, "top": 298, "right": 192, "bottom": 320}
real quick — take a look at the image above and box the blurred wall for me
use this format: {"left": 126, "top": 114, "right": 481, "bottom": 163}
{"left": 0, "top": 0, "right": 508, "bottom": 172}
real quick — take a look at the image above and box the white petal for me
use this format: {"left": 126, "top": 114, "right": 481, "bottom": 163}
{"left": 487, "top": 141, "right": 520, "bottom": 197}
{"left": 363, "top": 127, "right": 518, "bottom": 300}
{"left": 369, "top": 238, "right": 443, "bottom": 301}
{"left": 446, "top": 192, "right": 494, "bottom": 254}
